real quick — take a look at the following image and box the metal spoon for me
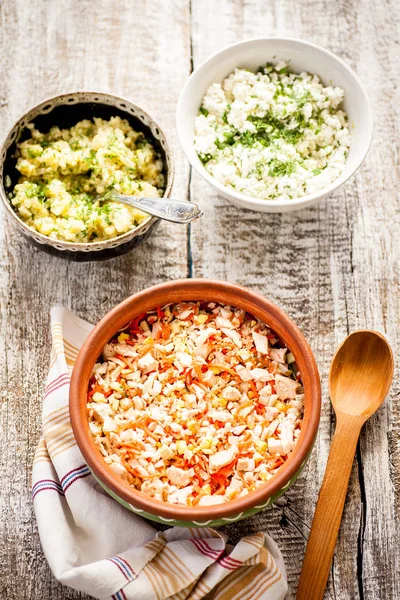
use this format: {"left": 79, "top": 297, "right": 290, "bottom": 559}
{"left": 103, "top": 192, "right": 203, "bottom": 224}
{"left": 297, "top": 330, "right": 394, "bottom": 600}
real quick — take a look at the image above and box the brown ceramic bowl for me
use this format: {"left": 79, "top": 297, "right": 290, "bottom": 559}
{"left": 70, "top": 279, "right": 321, "bottom": 527}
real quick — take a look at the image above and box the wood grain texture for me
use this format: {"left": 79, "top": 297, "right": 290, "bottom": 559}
{"left": 0, "top": 0, "right": 399, "bottom": 599}
{"left": 189, "top": 1, "right": 400, "bottom": 599}
{"left": 0, "top": 1, "right": 190, "bottom": 598}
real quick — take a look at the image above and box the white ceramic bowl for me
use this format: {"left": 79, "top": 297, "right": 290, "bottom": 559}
{"left": 177, "top": 38, "right": 373, "bottom": 213}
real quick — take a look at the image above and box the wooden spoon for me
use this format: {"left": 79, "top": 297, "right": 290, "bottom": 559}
{"left": 297, "top": 330, "right": 394, "bottom": 600}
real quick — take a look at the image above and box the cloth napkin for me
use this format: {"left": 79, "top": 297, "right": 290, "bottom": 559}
{"left": 32, "top": 307, "right": 288, "bottom": 600}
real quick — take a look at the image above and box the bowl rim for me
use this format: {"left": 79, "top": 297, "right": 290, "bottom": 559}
{"left": 69, "top": 278, "right": 321, "bottom": 521}
{"left": 176, "top": 36, "right": 374, "bottom": 209}
{"left": 0, "top": 91, "right": 174, "bottom": 250}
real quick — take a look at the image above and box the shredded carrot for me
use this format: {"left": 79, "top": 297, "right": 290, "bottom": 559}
{"left": 119, "top": 440, "right": 145, "bottom": 450}
{"left": 217, "top": 458, "right": 238, "bottom": 478}
{"left": 211, "top": 474, "right": 227, "bottom": 492}
{"left": 122, "top": 461, "right": 152, "bottom": 479}
{"left": 161, "top": 323, "right": 171, "bottom": 340}
{"left": 165, "top": 425, "right": 182, "bottom": 439}
{"left": 193, "top": 362, "right": 204, "bottom": 384}
{"left": 214, "top": 483, "right": 226, "bottom": 495}
{"left": 87, "top": 384, "right": 103, "bottom": 398}
{"left": 115, "top": 354, "right": 133, "bottom": 366}
{"left": 249, "top": 380, "right": 259, "bottom": 398}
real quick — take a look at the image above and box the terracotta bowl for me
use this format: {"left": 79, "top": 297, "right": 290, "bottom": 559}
{"left": 0, "top": 92, "right": 174, "bottom": 261}
{"left": 70, "top": 279, "right": 321, "bottom": 527}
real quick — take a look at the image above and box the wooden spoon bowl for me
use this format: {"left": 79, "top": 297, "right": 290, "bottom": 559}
{"left": 330, "top": 330, "right": 394, "bottom": 419}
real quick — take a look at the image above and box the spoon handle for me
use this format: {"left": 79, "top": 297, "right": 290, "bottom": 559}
{"left": 109, "top": 194, "right": 203, "bottom": 224}
{"left": 297, "top": 415, "right": 364, "bottom": 600}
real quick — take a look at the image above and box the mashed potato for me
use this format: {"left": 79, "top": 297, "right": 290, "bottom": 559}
{"left": 9, "top": 116, "right": 165, "bottom": 242}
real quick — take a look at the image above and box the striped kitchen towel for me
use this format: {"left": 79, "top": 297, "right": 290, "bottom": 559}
{"left": 32, "top": 307, "right": 288, "bottom": 600}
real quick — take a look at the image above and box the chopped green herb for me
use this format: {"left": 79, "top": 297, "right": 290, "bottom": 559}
{"left": 198, "top": 152, "right": 213, "bottom": 164}
{"left": 27, "top": 147, "right": 42, "bottom": 158}
{"left": 268, "top": 160, "right": 294, "bottom": 177}
{"left": 256, "top": 162, "right": 264, "bottom": 176}
{"left": 239, "top": 131, "right": 255, "bottom": 146}
{"left": 221, "top": 104, "right": 231, "bottom": 124}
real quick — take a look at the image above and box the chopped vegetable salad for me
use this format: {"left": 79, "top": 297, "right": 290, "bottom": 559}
{"left": 87, "top": 302, "right": 304, "bottom": 506}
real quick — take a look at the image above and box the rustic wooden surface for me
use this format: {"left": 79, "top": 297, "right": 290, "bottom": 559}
{"left": 0, "top": 0, "right": 398, "bottom": 598}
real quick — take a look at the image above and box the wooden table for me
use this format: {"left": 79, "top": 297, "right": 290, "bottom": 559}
{"left": 0, "top": 1, "right": 399, "bottom": 598}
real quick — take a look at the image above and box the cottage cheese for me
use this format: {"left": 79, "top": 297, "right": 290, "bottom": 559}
{"left": 194, "top": 61, "right": 351, "bottom": 201}
{"left": 9, "top": 117, "right": 165, "bottom": 242}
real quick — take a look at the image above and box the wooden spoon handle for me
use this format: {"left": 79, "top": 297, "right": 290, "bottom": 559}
{"left": 297, "top": 415, "right": 364, "bottom": 600}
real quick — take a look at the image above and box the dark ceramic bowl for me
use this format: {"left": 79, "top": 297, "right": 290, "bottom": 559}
{"left": 0, "top": 92, "right": 174, "bottom": 261}
{"left": 70, "top": 279, "right": 321, "bottom": 527}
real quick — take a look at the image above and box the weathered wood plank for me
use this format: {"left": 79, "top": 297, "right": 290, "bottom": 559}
{"left": 0, "top": 1, "right": 190, "bottom": 598}
{"left": 190, "top": 0, "right": 400, "bottom": 598}
{"left": 1, "top": 0, "right": 399, "bottom": 599}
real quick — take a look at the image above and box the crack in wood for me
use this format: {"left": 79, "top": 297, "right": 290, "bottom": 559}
{"left": 344, "top": 189, "right": 355, "bottom": 276}
{"left": 331, "top": 555, "right": 338, "bottom": 600}
{"left": 284, "top": 503, "right": 311, "bottom": 533}
{"left": 186, "top": 0, "right": 194, "bottom": 280}
{"left": 356, "top": 441, "right": 366, "bottom": 600}
{"left": 280, "top": 509, "right": 308, "bottom": 542}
